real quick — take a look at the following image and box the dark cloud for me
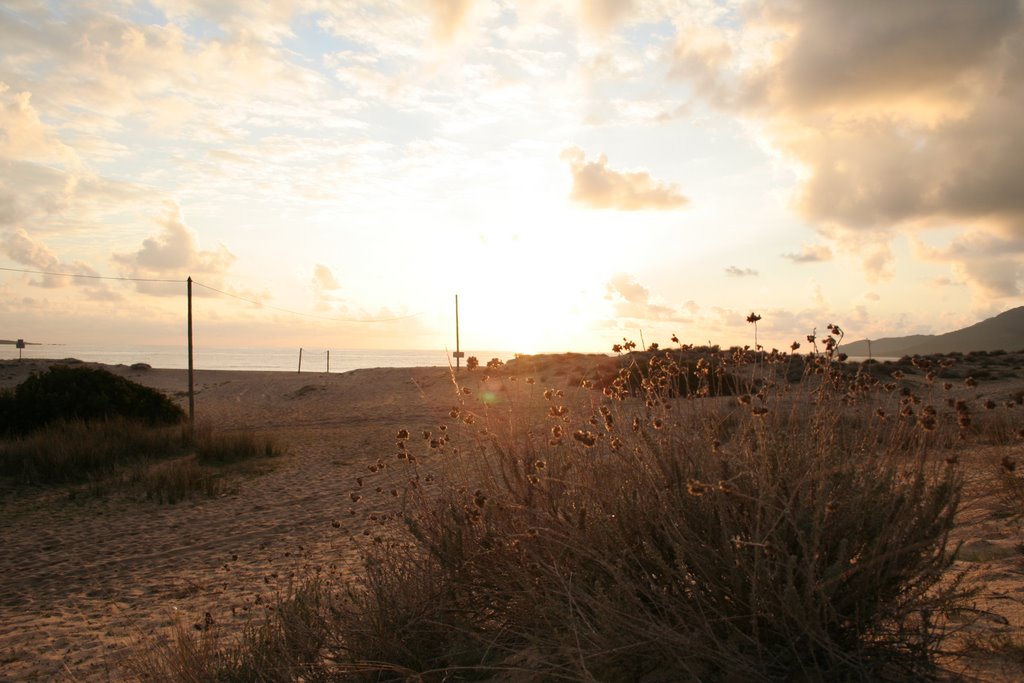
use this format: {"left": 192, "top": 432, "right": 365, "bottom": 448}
{"left": 724, "top": 265, "right": 758, "bottom": 277}
{"left": 561, "top": 146, "right": 689, "bottom": 211}
{"left": 667, "top": 0, "right": 1024, "bottom": 297}
{"left": 756, "top": 0, "right": 1020, "bottom": 110}
{"left": 782, "top": 244, "right": 833, "bottom": 263}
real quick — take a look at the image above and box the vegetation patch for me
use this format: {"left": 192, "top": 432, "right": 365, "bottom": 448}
{"left": 143, "top": 333, "right": 999, "bottom": 681}
{"left": 0, "top": 364, "right": 184, "bottom": 436}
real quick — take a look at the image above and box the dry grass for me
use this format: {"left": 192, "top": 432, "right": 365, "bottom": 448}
{"left": 193, "top": 422, "right": 282, "bottom": 465}
{"left": 0, "top": 418, "right": 281, "bottom": 503}
{"left": 129, "top": 580, "right": 332, "bottom": 682}
{"left": 328, "top": 348, "right": 971, "bottom": 681}
{"left": 137, "top": 341, "right": 1011, "bottom": 682}
{"left": 0, "top": 418, "right": 188, "bottom": 484}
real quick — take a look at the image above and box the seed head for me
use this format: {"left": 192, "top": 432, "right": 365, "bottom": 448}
{"left": 573, "top": 430, "right": 598, "bottom": 447}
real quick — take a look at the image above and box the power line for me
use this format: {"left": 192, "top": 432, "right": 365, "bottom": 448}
{"left": 191, "top": 280, "right": 422, "bottom": 323}
{"left": 0, "top": 265, "right": 182, "bottom": 283}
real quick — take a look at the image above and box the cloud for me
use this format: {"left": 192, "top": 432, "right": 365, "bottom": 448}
{"left": 561, "top": 146, "right": 689, "bottom": 211}
{"left": 750, "top": 0, "right": 1020, "bottom": 113}
{"left": 579, "top": 0, "right": 635, "bottom": 33}
{"left": 113, "top": 204, "right": 235, "bottom": 295}
{"left": 913, "top": 231, "right": 1023, "bottom": 297}
{"left": 313, "top": 264, "right": 340, "bottom": 291}
{"left": 1, "top": 227, "right": 116, "bottom": 297}
{"left": 782, "top": 244, "right": 833, "bottom": 263}
{"left": 604, "top": 272, "right": 677, "bottom": 320}
{"left": 724, "top": 265, "right": 758, "bottom": 277}
{"left": 862, "top": 245, "right": 894, "bottom": 283}
{"left": 667, "top": 0, "right": 1024, "bottom": 299}
{"left": 311, "top": 263, "right": 348, "bottom": 311}
{"left": 748, "top": 0, "right": 1024, "bottom": 235}
{"left": 0, "top": 84, "right": 78, "bottom": 164}
{"left": 428, "top": 0, "right": 476, "bottom": 42}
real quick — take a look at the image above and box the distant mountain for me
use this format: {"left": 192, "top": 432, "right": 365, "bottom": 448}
{"left": 839, "top": 307, "right": 1024, "bottom": 357}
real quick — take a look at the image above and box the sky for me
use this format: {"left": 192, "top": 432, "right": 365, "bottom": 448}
{"left": 1, "top": 0, "right": 1023, "bottom": 355}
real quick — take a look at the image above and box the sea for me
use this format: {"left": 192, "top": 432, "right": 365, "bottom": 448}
{"left": 1, "top": 344, "right": 517, "bottom": 373}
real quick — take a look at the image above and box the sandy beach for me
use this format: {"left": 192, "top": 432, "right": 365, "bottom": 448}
{"left": 1, "top": 355, "right": 1023, "bottom": 681}
{"left": 0, "top": 360, "right": 473, "bottom": 681}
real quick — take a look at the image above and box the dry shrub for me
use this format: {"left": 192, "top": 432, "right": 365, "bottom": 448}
{"left": 134, "top": 456, "right": 233, "bottom": 503}
{"left": 0, "top": 418, "right": 186, "bottom": 483}
{"left": 193, "top": 423, "right": 281, "bottom": 464}
{"left": 995, "top": 454, "right": 1024, "bottom": 518}
{"left": 338, "top": 350, "right": 971, "bottom": 681}
{"left": 129, "top": 580, "right": 331, "bottom": 683}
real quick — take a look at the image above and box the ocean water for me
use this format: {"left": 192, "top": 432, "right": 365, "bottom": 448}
{"left": 2, "top": 344, "right": 515, "bottom": 373}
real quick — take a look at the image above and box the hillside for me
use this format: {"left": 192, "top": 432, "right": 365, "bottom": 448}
{"left": 839, "top": 306, "right": 1024, "bottom": 357}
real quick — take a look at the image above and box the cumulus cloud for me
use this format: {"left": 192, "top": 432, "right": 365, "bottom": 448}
{"left": 0, "top": 84, "right": 78, "bottom": 164}
{"left": 604, "top": 272, "right": 677, "bottom": 320}
{"left": 1, "top": 227, "right": 115, "bottom": 297}
{"left": 782, "top": 244, "right": 833, "bottom": 263}
{"left": 724, "top": 266, "right": 758, "bottom": 277}
{"left": 561, "top": 146, "right": 689, "bottom": 211}
{"left": 914, "top": 231, "right": 1023, "bottom": 297}
{"left": 113, "top": 204, "right": 235, "bottom": 295}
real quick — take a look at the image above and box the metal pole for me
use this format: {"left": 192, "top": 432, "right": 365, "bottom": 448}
{"left": 187, "top": 276, "right": 195, "bottom": 428}
{"left": 455, "top": 294, "right": 460, "bottom": 372}
{"left": 327, "top": 349, "right": 330, "bottom": 373}
{"left": 298, "top": 347, "right": 303, "bottom": 373}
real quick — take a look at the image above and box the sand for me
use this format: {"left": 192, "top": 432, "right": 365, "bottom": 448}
{"left": 0, "top": 356, "right": 1022, "bottom": 681}
{"left": 0, "top": 360, "right": 469, "bottom": 681}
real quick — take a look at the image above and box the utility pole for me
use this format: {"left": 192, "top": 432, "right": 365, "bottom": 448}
{"left": 187, "top": 276, "right": 195, "bottom": 428}
{"left": 452, "top": 294, "right": 464, "bottom": 372}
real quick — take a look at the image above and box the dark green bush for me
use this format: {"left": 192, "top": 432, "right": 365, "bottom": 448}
{"left": 0, "top": 365, "right": 184, "bottom": 436}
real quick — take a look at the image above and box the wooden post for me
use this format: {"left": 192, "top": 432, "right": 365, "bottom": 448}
{"left": 298, "top": 347, "right": 303, "bottom": 373}
{"left": 187, "top": 276, "right": 195, "bottom": 428}
{"left": 327, "top": 349, "right": 330, "bottom": 373}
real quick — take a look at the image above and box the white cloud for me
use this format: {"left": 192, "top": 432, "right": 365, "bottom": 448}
{"left": 113, "top": 204, "right": 235, "bottom": 296}
{"left": 1, "top": 227, "right": 117, "bottom": 298}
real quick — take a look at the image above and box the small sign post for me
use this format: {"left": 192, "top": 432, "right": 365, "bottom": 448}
{"left": 15, "top": 338, "right": 24, "bottom": 361}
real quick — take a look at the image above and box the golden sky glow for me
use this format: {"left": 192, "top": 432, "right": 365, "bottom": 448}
{"left": 1, "top": 1, "right": 1022, "bottom": 354}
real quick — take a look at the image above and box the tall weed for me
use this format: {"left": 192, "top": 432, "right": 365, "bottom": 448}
{"left": 337, "top": 347, "right": 970, "bottom": 681}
